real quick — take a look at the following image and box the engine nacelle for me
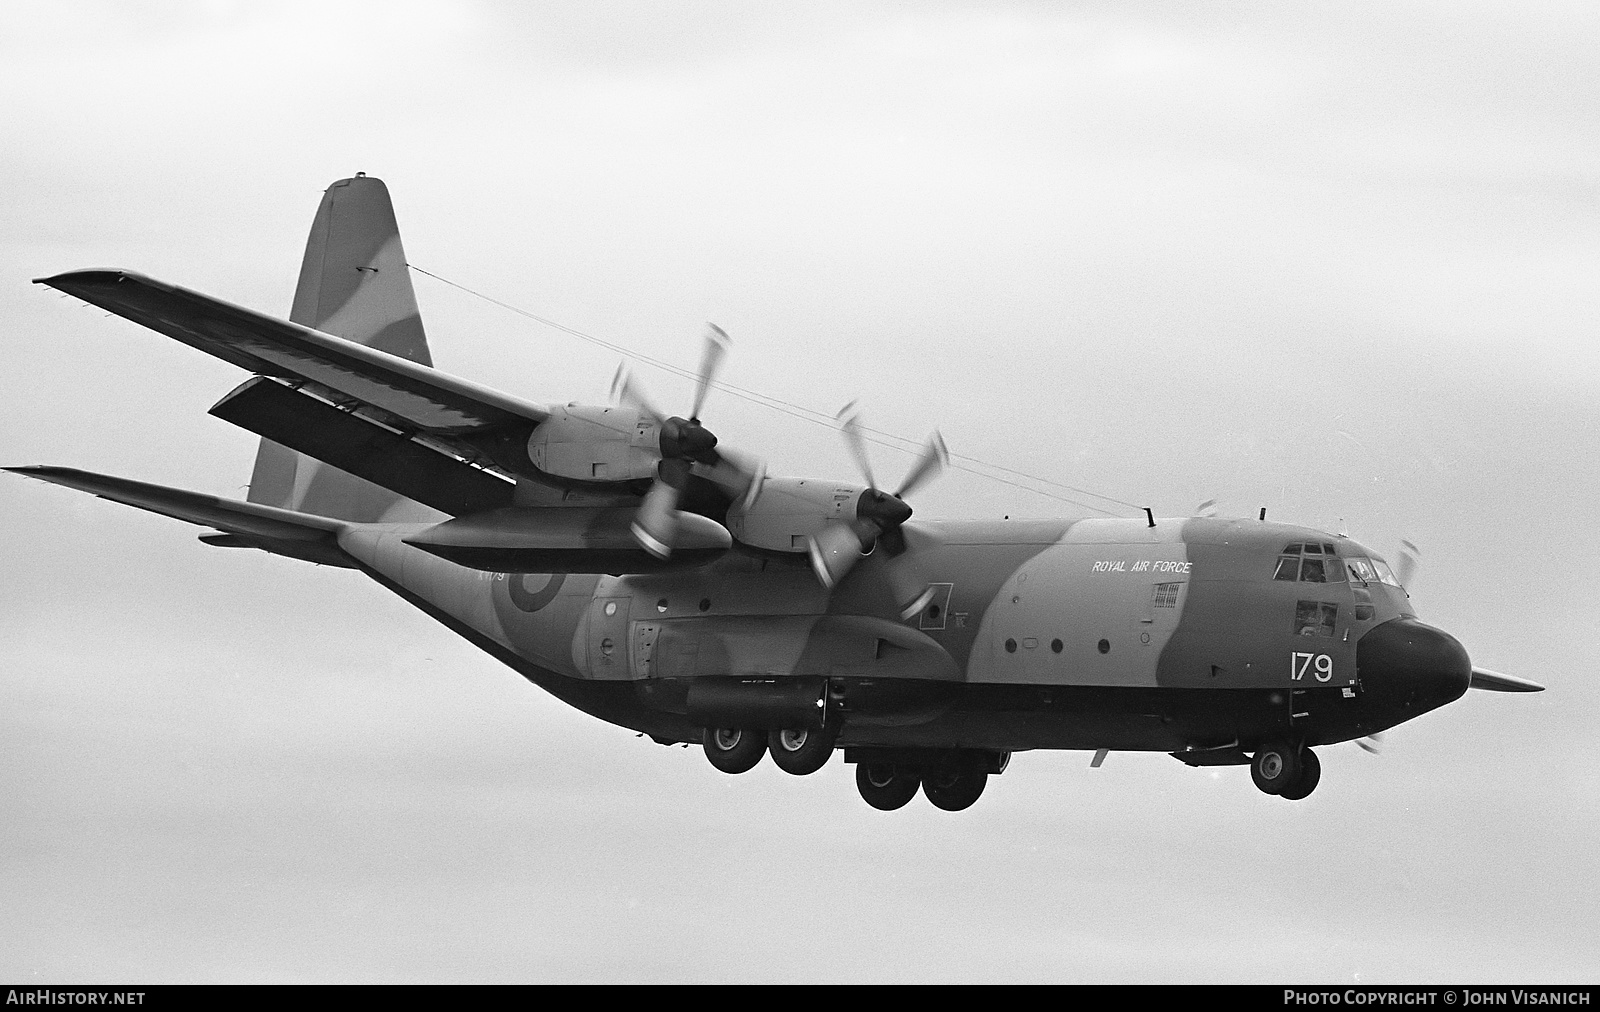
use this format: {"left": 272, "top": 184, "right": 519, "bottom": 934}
{"left": 723, "top": 476, "right": 867, "bottom": 552}
{"left": 527, "top": 404, "right": 660, "bottom": 482}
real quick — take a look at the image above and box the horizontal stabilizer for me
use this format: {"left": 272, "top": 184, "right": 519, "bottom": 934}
{"left": 1468, "top": 667, "right": 1545, "bottom": 692}
{"left": 402, "top": 506, "right": 731, "bottom": 573}
{"left": 5, "top": 465, "right": 352, "bottom": 566}
{"left": 35, "top": 270, "right": 549, "bottom": 437}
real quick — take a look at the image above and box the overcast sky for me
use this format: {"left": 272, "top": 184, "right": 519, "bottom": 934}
{"left": 1, "top": 0, "right": 1596, "bottom": 984}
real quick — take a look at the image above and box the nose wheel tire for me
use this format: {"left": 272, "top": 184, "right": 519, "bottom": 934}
{"left": 768, "top": 726, "right": 836, "bottom": 776}
{"left": 1277, "top": 747, "right": 1321, "bottom": 801}
{"left": 1250, "top": 742, "right": 1304, "bottom": 795}
{"left": 855, "top": 763, "right": 921, "bottom": 810}
{"left": 702, "top": 727, "right": 766, "bottom": 774}
{"left": 922, "top": 769, "right": 988, "bottom": 811}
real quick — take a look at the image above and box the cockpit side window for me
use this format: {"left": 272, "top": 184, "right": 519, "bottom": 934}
{"left": 1371, "top": 559, "right": 1401, "bottom": 587}
{"left": 1348, "top": 557, "right": 1405, "bottom": 586}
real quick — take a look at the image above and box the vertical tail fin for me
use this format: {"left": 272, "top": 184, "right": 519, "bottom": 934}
{"left": 248, "top": 174, "right": 437, "bottom": 522}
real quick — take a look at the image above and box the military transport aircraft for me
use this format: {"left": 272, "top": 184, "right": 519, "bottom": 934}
{"left": 9, "top": 175, "right": 1543, "bottom": 812}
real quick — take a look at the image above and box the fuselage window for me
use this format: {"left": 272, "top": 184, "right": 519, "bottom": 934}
{"left": 1274, "top": 555, "right": 1301, "bottom": 581}
{"left": 1295, "top": 600, "right": 1338, "bottom": 637}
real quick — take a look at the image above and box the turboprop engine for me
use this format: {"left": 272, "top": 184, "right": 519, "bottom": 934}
{"left": 525, "top": 404, "right": 663, "bottom": 483}
{"left": 722, "top": 477, "right": 871, "bottom": 553}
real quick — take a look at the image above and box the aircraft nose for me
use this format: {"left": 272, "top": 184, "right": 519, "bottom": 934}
{"left": 1357, "top": 617, "right": 1471, "bottom": 717}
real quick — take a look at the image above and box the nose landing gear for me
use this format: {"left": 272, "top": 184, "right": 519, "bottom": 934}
{"left": 1251, "top": 741, "right": 1320, "bottom": 800}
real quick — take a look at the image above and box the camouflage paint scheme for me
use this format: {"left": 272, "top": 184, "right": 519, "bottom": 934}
{"left": 334, "top": 511, "right": 1435, "bottom": 756}
{"left": 13, "top": 175, "right": 1532, "bottom": 808}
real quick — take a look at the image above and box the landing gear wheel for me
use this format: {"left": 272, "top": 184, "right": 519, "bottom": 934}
{"left": 768, "top": 726, "right": 836, "bottom": 776}
{"left": 702, "top": 727, "right": 766, "bottom": 774}
{"left": 922, "top": 770, "right": 988, "bottom": 811}
{"left": 1278, "top": 747, "right": 1321, "bottom": 801}
{"left": 855, "top": 763, "right": 921, "bottom": 811}
{"left": 1250, "top": 741, "right": 1304, "bottom": 796}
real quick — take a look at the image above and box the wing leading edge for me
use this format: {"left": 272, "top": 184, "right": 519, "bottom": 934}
{"left": 5, "top": 465, "right": 354, "bottom": 568}
{"left": 36, "top": 270, "right": 549, "bottom": 437}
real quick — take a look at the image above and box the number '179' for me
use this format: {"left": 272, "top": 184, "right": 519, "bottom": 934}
{"left": 1291, "top": 652, "right": 1333, "bottom": 682}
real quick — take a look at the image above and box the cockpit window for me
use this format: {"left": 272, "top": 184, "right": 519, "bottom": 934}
{"left": 1295, "top": 600, "right": 1338, "bottom": 637}
{"left": 1346, "top": 557, "right": 1402, "bottom": 588}
{"left": 1274, "top": 543, "right": 1345, "bottom": 583}
{"left": 1371, "top": 559, "right": 1402, "bottom": 587}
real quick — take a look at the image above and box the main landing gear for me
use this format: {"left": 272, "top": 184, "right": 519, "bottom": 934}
{"left": 768, "top": 726, "right": 837, "bottom": 775}
{"left": 853, "top": 763, "right": 992, "bottom": 811}
{"left": 699, "top": 732, "right": 1005, "bottom": 812}
{"left": 851, "top": 749, "right": 1009, "bottom": 812}
{"left": 702, "top": 727, "right": 767, "bottom": 774}
{"left": 855, "top": 763, "right": 922, "bottom": 810}
{"left": 1251, "top": 741, "right": 1321, "bottom": 800}
{"left": 700, "top": 724, "right": 839, "bottom": 776}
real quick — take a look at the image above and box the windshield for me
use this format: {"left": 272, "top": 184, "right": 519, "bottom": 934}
{"left": 1272, "top": 542, "right": 1346, "bottom": 583}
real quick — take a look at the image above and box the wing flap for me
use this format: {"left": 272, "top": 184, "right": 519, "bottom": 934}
{"left": 36, "top": 270, "right": 549, "bottom": 435}
{"left": 210, "top": 377, "right": 515, "bottom": 517}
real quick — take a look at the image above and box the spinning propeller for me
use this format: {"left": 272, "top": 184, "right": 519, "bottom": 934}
{"left": 807, "top": 402, "right": 948, "bottom": 589}
{"left": 1395, "top": 539, "right": 1421, "bottom": 590}
{"left": 611, "top": 325, "right": 763, "bottom": 558}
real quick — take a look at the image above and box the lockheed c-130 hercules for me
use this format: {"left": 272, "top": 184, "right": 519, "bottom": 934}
{"left": 10, "top": 174, "right": 1543, "bottom": 812}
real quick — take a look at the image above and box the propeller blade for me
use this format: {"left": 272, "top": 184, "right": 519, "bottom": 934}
{"left": 894, "top": 431, "right": 949, "bottom": 500}
{"left": 1194, "top": 499, "right": 1218, "bottom": 518}
{"left": 630, "top": 481, "right": 679, "bottom": 559}
{"left": 700, "top": 448, "right": 767, "bottom": 510}
{"left": 807, "top": 520, "right": 874, "bottom": 589}
{"left": 689, "top": 324, "right": 730, "bottom": 421}
{"left": 836, "top": 402, "right": 879, "bottom": 492}
{"left": 898, "top": 584, "right": 938, "bottom": 622}
{"left": 1395, "top": 539, "right": 1421, "bottom": 589}
{"left": 1355, "top": 733, "right": 1384, "bottom": 755}
{"left": 611, "top": 364, "right": 667, "bottom": 426}
{"left": 1469, "top": 667, "right": 1546, "bottom": 692}
{"left": 630, "top": 458, "right": 692, "bottom": 559}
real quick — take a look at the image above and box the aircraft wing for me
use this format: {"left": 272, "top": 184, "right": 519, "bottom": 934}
{"left": 5, "top": 465, "right": 352, "bottom": 566}
{"left": 35, "top": 270, "right": 550, "bottom": 436}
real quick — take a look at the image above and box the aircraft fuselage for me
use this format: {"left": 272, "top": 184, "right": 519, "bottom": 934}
{"left": 337, "top": 514, "right": 1470, "bottom": 761}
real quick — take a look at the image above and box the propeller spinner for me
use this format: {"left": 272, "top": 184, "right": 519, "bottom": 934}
{"left": 611, "top": 325, "right": 763, "bottom": 558}
{"left": 807, "top": 403, "right": 948, "bottom": 589}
